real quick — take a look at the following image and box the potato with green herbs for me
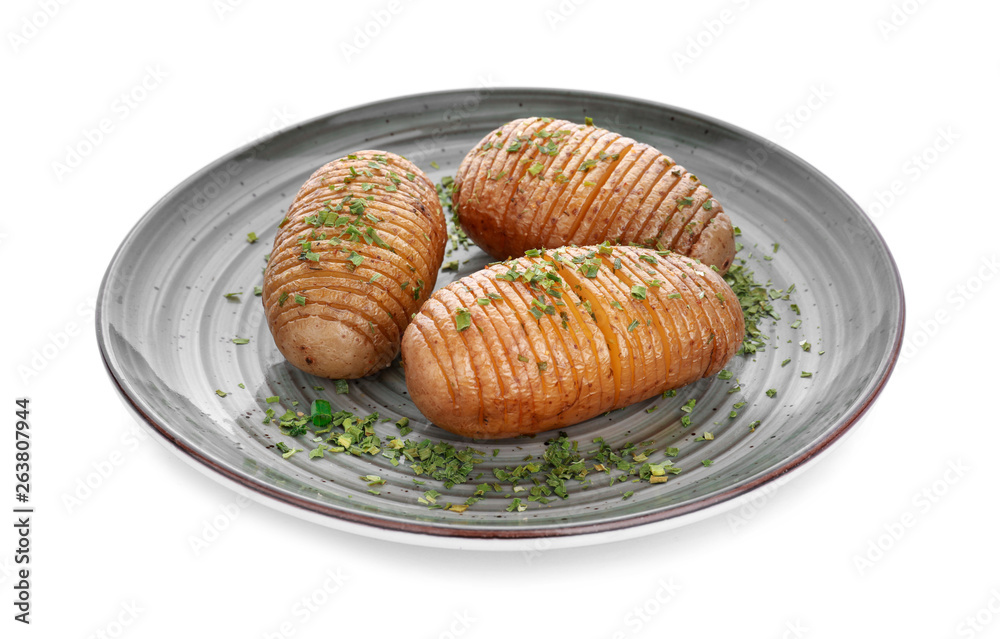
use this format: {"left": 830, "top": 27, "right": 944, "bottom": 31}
{"left": 454, "top": 117, "right": 736, "bottom": 273}
{"left": 401, "top": 246, "right": 744, "bottom": 438}
{"left": 263, "top": 151, "right": 446, "bottom": 379}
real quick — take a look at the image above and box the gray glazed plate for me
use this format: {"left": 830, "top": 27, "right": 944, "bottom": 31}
{"left": 97, "top": 89, "right": 904, "bottom": 549}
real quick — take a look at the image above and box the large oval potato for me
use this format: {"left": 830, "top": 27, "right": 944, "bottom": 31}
{"left": 401, "top": 246, "right": 744, "bottom": 438}
{"left": 263, "top": 150, "right": 446, "bottom": 379}
{"left": 454, "top": 117, "right": 736, "bottom": 273}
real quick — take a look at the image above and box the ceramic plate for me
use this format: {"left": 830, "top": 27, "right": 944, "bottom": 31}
{"left": 97, "top": 89, "right": 904, "bottom": 549}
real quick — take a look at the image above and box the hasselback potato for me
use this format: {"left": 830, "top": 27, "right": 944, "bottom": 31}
{"left": 401, "top": 246, "right": 744, "bottom": 438}
{"left": 263, "top": 150, "right": 446, "bottom": 379}
{"left": 454, "top": 117, "right": 736, "bottom": 273}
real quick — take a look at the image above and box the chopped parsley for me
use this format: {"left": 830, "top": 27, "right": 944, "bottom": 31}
{"left": 455, "top": 307, "right": 472, "bottom": 332}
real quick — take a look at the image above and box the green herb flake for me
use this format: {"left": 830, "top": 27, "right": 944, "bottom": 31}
{"left": 631, "top": 285, "right": 647, "bottom": 300}
{"left": 232, "top": 337, "right": 250, "bottom": 345}
{"left": 801, "top": 371, "right": 813, "bottom": 378}
{"left": 396, "top": 417, "right": 412, "bottom": 436}
{"left": 215, "top": 389, "right": 228, "bottom": 398}
{"left": 717, "top": 370, "right": 733, "bottom": 380}
{"left": 247, "top": 232, "right": 258, "bottom": 244}
{"left": 701, "top": 459, "right": 713, "bottom": 467}
{"left": 294, "top": 293, "right": 306, "bottom": 306}
{"left": 627, "top": 319, "right": 640, "bottom": 332}
{"left": 766, "top": 388, "right": 777, "bottom": 398}
{"left": 584, "top": 116, "right": 594, "bottom": 126}
{"left": 665, "top": 447, "right": 680, "bottom": 457}
{"left": 276, "top": 442, "right": 302, "bottom": 459}
{"left": 334, "top": 379, "right": 350, "bottom": 394}
{"left": 311, "top": 399, "right": 333, "bottom": 427}
{"left": 506, "top": 498, "right": 527, "bottom": 512}
{"left": 455, "top": 307, "right": 472, "bottom": 332}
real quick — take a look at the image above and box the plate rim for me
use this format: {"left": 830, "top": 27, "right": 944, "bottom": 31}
{"left": 96, "top": 87, "right": 906, "bottom": 543}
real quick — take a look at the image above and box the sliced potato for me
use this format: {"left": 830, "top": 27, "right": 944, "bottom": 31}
{"left": 401, "top": 246, "right": 744, "bottom": 438}
{"left": 454, "top": 117, "right": 737, "bottom": 273}
{"left": 263, "top": 150, "right": 446, "bottom": 379}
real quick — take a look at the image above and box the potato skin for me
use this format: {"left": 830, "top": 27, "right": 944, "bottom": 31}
{"left": 401, "top": 246, "right": 744, "bottom": 438}
{"left": 263, "top": 151, "right": 446, "bottom": 379}
{"left": 454, "top": 117, "right": 736, "bottom": 273}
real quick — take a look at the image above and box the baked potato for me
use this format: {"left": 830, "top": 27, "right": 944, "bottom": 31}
{"left": 263, "top": 150, "right": 446, "bottom": 379}
{"left": 401, "top": 246, "right": 744, "bottom": 438}
{"left": 454, "top": 117, "right": 736, "bottom": 273}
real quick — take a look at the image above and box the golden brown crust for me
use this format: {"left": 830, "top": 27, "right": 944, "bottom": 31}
{"left": 263, "top": 151, "right": 446, "bottom": 379}
{"left": 455, "top": 118, "right": 737, "bottom": 273}
{"left": 401, "top": 246, "right": 744, "bottom": 438}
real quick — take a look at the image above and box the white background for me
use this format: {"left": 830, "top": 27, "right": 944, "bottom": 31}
{"left": 3, "top": 0, "right": 999, "bottom": 637}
